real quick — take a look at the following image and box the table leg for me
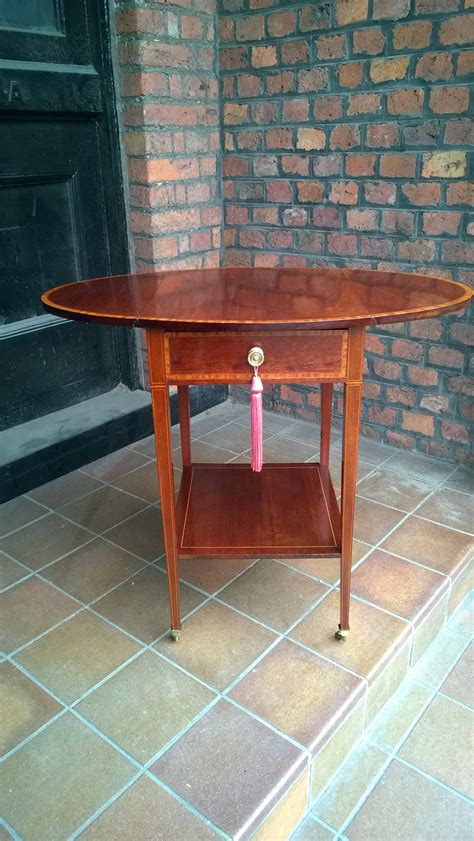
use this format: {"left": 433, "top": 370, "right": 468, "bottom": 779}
{"left": 337, "top": 381, "right": 362, "bottom": 639}
{"left": 320, "top": 383, "right": 333, "bottom": 468}
{"left": 151, "top": 385, "right": 181, "bottom": 640}
{"left": 178, "top": 386, "right": 192, "bottom": 468}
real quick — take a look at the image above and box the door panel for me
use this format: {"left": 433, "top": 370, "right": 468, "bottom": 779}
{"left": 0, "top": 0, "right": 134, "bottom": 431}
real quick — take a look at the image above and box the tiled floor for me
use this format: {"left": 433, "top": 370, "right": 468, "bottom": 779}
{"left": 1, "top": 400, "right": 472, "bottom": 841}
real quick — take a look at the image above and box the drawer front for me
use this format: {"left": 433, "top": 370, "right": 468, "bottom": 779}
{"left": 164, "top": 331, "right": 348, "bottom": 383}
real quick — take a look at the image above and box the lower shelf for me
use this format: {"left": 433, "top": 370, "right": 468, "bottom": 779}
{"left": 175, "top": 463, "right": 341, "bottom": 558}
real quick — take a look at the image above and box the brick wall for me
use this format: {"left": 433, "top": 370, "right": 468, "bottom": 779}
{"left": 220, "top": 0, "right": 473, "bottom": 463}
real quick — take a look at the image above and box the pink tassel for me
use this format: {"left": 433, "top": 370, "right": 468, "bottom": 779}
{"left": 250, "top": 368, "right": 263, "bottom": 472}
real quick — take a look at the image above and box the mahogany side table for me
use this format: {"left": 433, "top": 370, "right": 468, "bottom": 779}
{"left": 43, "top": 268, "right": 471, "bottom": 641}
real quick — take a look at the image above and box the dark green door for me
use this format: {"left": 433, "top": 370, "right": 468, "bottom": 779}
{"left": 0, "top": 0, "right": 136, "bottom": 430}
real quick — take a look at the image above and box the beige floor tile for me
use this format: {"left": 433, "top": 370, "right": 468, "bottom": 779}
{"left": 381, "top": 516, "right": 473, "bottom": 578}
{"left": 444, "top": 466, "right": 474, "bottom": 495}
{"left": 0, "top": 552, "right": 29, "bottom": 590}
{"left": 440, "top": 643, "right": 473, "bottom": 708}
{"left": 81, "top": 448, "right": 151, "bottom": 481}
{"left": 1, "top": 713, "right": 135, "bottom": 841}
{"left": 353, "top": 497, "right": 405, "bottom": 545}
{"left": 237, "top": 410, "right": 298, "bottom": 435}
{"left": 0, "top": 496, "right": 47, "bottom": 538}
{"left": 284, "top": 541, "right": 371, "bottom": 586}
{"left": 150, "top": 700, "right": 305, "bottom": 839}
{"left": 351, "top": 549, "right": 448, "bottom": 622}
{"left": 345, "top": 759, "right": 471, "bottom": 841}
{"left": 176, "top": 556, "right": 257, "bottom": 594}
{"left": 312, "top": 453, "right": 373, "bottom": 491}
{"left": 381, "top": 450, "right": 454, "bottom": 484}
{"left": 192, "top": 410, "right": 241, "bottom": 436}
{"left": 334, "top": 436, "right": 393, "bottom": 466}
{"left": 414, "top": 627, "right": 469, "bottom": 690}
{"left": 229, "top": 639, "right": 364, "bottom": 750}
{"left": 365, "top": 641, "right": 411, "bottom": 724}
{"left": 252, "top": 770, "right": 308, "bottom": 841}
{"left": 368, "top": 680, "right": 433, "bottom": 753}
{"left": 182, "top": 439, "right": 237, "bottom": 465}
{"left": 59, "top": 486, "right": 148, "bottom": 534}
{"left": 291, "top": 816, "right": 336, "bottom": 840}
{"left": 290, "top": 590, "right": 410, "bottom": 682}
{"left": 356, "top": 468, "right": 434, "bottom": 512}
{"left": 0, "top": 662, "right": 63, "bottom": 755}
{"left": 276, "top": 419, "right": 323, "bottom": 445}
{"left": 310, "top": 700, "right": 366, "bottom": 803}
{"left": 410, "top": 594, "right": 448, "bottom": 666}
{"left": 112, "top": 462, "right": 181, "bottom": 502}
{"left": 155, "top": 601, "right": 276, "bottom": 691}
{"left": 1, "top": 513, "right": 94, "bottom": 570}
{"left": 1, "top": 578, "right": 78, "bottom": 654}
{"left": 448, "top": 560, "right": 473, "bottom": 616}
{"left": 104, "top": 506, "right": 164, "bottom": 561}
{"left": 94, "top": 565, "right": 204, "bottom": 643}
{"left": 27, "top": 470, "right": 104, "bottom": 510}
{"left": 80, "top": 776, "right": 221, "bottom": 840}
{"left": 417, "top": 487, "right": 473, "bottom": 534}
{"left": 201, "top": 422, "right": 258, "bottom": 454}
{"left": 78, "top": 650, "right": 215, "bottom": 762}
{"left": 448, "top": 589, "right": 473, "bottom": 637}
{"left": 128, "top": 435, "right": 157, "bottom": 458}
{"left": 16, "top": 610, "right": 141, "bottom": 703}
{"left": 219, "top": 559, "right": 329, "bottom": 632}
{"left": 314, "top": 742, "right": 387, "bottom": 831}
{"left": 43, "top": 538, "right": 144, "bottom": 604}
{"left": 400, "top": 694, "right": 473, "bottom": 798}
{"left": 249, "top": 435, "right": 319, "bottom": 463}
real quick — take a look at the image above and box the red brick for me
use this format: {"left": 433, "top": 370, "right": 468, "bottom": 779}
{"left": 297, "top": 231, "right": 325, "bottom": 252}
{"left": 129, "top": 157, "right": 200, "bottom": 183}
{"left": 130, "top": 184, "right": 175, "bottom": 209}
{"left": 190, "top": 229, "right": 212, "bottom": 251}
{"left": 297, "top": 68, "right": 329, "bottom": 92}
{"left": 265, "top": 128, "right": 293, "bottom": 149}
{"left": 283, "top": 256, "right": 308, "bottom": 268}
{"left": 386, "top": 431, "right": 415, "bottom": 449}
{"left": 268, "top": 230, "right": 293, "bottom": 248}
{"left": 336, "top": 0, "right": 368, "bottom": 25}
{"left": 267, "top": 181, "right": 292, "bottom": 202}
{"left": 283, "top": 207, "right": 308, "bottom": 227}
{"left": 299, "top": 4, "right": 331, "bottom": 32}
{"left": 402, "top": 412, "right": 434, "bottom": 436}
{"left": 345, "top": 154, "right": 376, "bottom": 177}
{"left": 124, "top": 131, "right": 173, "bottom": 156}
{"left": 134, "top": 235, "right": 178, "bottom": 261}
{"left": 386, "top": 386, "right": 416, "bottom": 406}
{"left": 313, "top": 207, "right": 342, "bottom": 228}
{"left": 255, "top": 253, "right": 280, "bottom": 267}
{"left": 266, "top": 71, "right": 294, "bottom": 96}
{"left": 407, "top": 365, "right": 439, "bottom": 386}
{"left": 240, "top": 229, "right": 265, "bottom": 249}
{"left": 281, "top": 155, "right": 309, "bottom": 176}
{"left": 348, "top": 94, "right": 382, "bottom": 117}
{"left": 410, "top": 320, "right": 444, "bottom": 341}
{"left": 387, "top": 88, "right": 424, "bottom": 115}
{"left": 120, "top": 41, "right": 192, "bottom": 69}
{"left": 373, "top": 0, "right": 410, "bottom": 18}
{"left": 366, "top": 123, "right": 400, "bottom": 148}
{"left": 220, "top": 47, "right": 248, "bottom": 70}
{"left": 415, "top": 52, "right": 454, "bottom": 82}
{"left": 422, "top": 150, "right": 466, "bottom": 178}
{"left": 423, "top": 212, "right": 461, "bottom": 236}
{"left": 347, "top": 209, "right": 378, "bottom": 230}
{"left": 353, "top": 27, "right": 386, "bottom": 55}
{"left": 226, "top": 205, "right": 249, "bottom": 225}
{"left": 430, "top": 86, "right": 469, "bottom": 114}
{"left": 368, "top": 406, "right": 398, "bottom": 425}
{"left": 446, "top": 182, "right": 474, "bottom": 205}
{"left": 459, "top": 398, "right": 474, "bottom": 422}
{"left": 366, "top": 334, "right": 386, "bottom": 354}
{"left": 364, "top": 181, "right": 397, "bottom": 205}
{"left": 420, "top": 395, "right": 450, "bottom": 414}
{"left": 328, "top": 233, "right": 357, "bottom": 256}
{"left": 361, "top": 237, "right": 393, "bottom": 258}
{"left": 236, "top": 130, "right": 261, "bottom": 151}
{"left": 447, "top": 375, "right": 473, "bottom": 396}
{"left": 236, "top": 15, "right": 264, "bottom": 41}
{"left": 450, "top": 323, "right": 474, "bottom": 346}
{"left": 398, "top": 239, "right": 436, "bottom": 263}
{"left": 280, "top": 385, "right": 304, "bottom": 405}
{"left": 219, "top": 18, "right": 234, "bottom": 41}
{"left": 181, "top": 14, "right": 205, "bottom": 39}
{"left": 253, "top": 155, "right": 278, "bottom": 176}
{"left": 314, "top": 154, "right": 341, "bottom": 176}
{"left": 267, "top": 10, "right": 296, "bottom": 37}
{"left": 439, "top": 14, "right": 474, "bottom": 46}
{"left": 314, "top": 96, "right": 343, "bottom": 122}
{"left": 392, "top": 338, "right": 424, "bottom": 360}
{"left": 281, "top": 40, "right": 309, "bottom": 65}
{"left": 442, "top": 241, "right": 474, "bottom": 263}
{"left": 373, "top": 359, "right": 403, "bottom": 380}
{"left": 329, "top": 181, "right": 359, "bottom": 205}
{"left": 402, "top": 182, "right": 441, "bottom": 206}
{"left": 143, "top": 103, "right": 217, "bottom": 127}
{"left": 457, "top": 50, "right": 474, "bottom": 76}
{"left": 393, "top": 21, "right": 432, "bottom": 50}
{"left": 239, "top": 183, "right": 263, "bottom": 201}
{"left": 222, "top": 157, "right": 249, "bottom": 177}
{"left": 137, "top": 207, "right": 201, "bottom": 235}
{"left": 224, "top": 103, "right": 248, "bottom": 125}
{"left": 251, "top": 45, "right": 277, "bottom": 67}
{"left": 120, "top": 71, "right": 169, "bottom": 98}
{"left": 445, "top": 119, "right": 474, "bottom": 146}
{"left": 403, "top": 121, "right": 439, "bottom": 147}
{"left": 381, "top": 210, "right": 415, "bottom": 235}
{"left": 330, "top": 124, "right": 361, "bottom": 150}
{"left": 416, "top": 0, "right": 459, "bottom": 12}
{"left": 252, "top": 103, "right": 278, "bottom": 124}
{"left": 337, "top": 62, "right": 364, "bottom": 89}
{"left": 297, "top": 128, "right": 326, "bottom": 151}
{"left": 428, "top": 346, "right": 464, "bottom": 368}
{"left": 238, "top": 73, "right": 262, "bottom": 97}
{"left": 363, "top": 379, "right": 382, "bottom": 398}
{"left": 283, "top": 98, "right": 309, "bottom": 122}
{"left": 116, "top": 8, "right": 166, "bottom": 35}
{"left": 370, "top": 57, "right": 410, "bottom": 83}
{"left": 297, "top": 182, "right": 324, "bottom": 203}
{"left": 380, "top": 154, "right": 417, "bottom": 178}
{"left": 316, "top": 34, "right": 346, "bottom": 60}
{"left": 441, "top": 421, "right": 469, "bottom": 443}
{"left": 187, "top": 182, "right": 211, "bottom": 204}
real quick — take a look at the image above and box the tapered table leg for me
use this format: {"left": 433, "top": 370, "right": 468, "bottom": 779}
{"left": 320, "top": 383, "right": 333, "bottom": 468}
{"left": 151, "top": 385, "right": 181, "bottom": 640}
{"left": 178, "top": 386, "right": 192, "bottom": 468}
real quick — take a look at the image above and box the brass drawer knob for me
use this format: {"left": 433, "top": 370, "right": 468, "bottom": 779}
{"left": 248, "top": 346, "right": 264, "bottom": 367}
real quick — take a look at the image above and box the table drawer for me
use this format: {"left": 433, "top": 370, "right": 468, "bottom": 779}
{"left": 163, "top": 331, "right": 348, "bottom": 383}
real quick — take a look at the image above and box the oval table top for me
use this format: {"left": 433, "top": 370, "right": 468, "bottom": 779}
{"left": 42, "top": 267, "right": 471, "bottom": 331}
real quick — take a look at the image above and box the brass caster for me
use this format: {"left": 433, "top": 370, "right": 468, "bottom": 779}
{"left": 170, "top": 629, "right": 181, "bottom": 642}
{"left": 335, "top": 625, "right": 349, "bottom": 641}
